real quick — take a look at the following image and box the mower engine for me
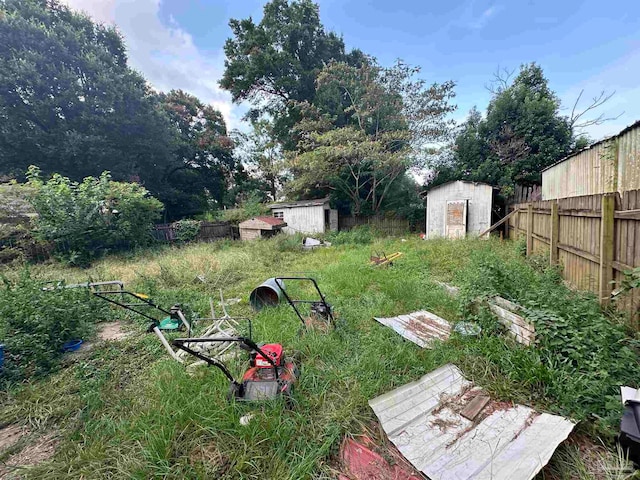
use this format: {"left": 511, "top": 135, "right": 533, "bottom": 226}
{"left": 310, "top": 301, "right": 332, "bottom": 321}
{"left": 239, "top": 343, "right": 298, "bottom": 403}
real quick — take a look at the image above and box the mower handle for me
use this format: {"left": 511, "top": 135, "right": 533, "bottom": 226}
{"left": 172, "top": 336, "right": 279, "bottom": 380}
{"left": 274, "top": 277, "right": 334, "bottom": 326}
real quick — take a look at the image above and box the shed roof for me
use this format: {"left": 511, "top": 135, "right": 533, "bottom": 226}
{"left": 269, "top": 197, "right": 329, "bottom": 209}
{"left": 238, "top": 216, "right": 286, "bottom": 229}
{"left": 422, "top": 180, "right": 494, "bottom": 197}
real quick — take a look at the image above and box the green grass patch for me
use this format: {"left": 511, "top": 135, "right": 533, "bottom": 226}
{"left": 0, "top": 236, "right": 637, "bottom": 478}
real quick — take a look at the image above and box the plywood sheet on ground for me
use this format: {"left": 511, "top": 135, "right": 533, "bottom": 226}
{"left": 369, "top": 364, "right": 575, "bottom": 480}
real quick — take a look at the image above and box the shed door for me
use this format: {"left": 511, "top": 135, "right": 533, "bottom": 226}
{"left": 446, "top": 200, "right": 467, "bottom": 239}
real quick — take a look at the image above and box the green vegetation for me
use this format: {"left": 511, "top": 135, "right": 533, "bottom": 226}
{"left": 25, "top": 167, "right": 163, "bottom": 266}
{"left": 0, "top": 236, "right": 636, "bottom": 478}
{"left": 0, "top": 270, "right": 109, "bottom": 382}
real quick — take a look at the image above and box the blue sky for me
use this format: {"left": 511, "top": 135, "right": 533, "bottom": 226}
{"left": 64, "top": 0, "right": 640, "bottom": 140}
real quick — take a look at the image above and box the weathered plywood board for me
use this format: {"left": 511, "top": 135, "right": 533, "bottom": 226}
{"left": 488, "top": 297, "right": 536, "bottom": 346}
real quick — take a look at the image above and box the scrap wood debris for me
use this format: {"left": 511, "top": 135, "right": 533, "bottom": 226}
{"left": 373, "top": 310, "right": 451, "bottom": 348}
{"left": 488, "top": 296, "right": 536, "bottom": 346}
{"left": 370, "top": 251, "right": 403, "bottom": 267}
{"left": 368, "top": 364, "right": 575, "bottom": 480}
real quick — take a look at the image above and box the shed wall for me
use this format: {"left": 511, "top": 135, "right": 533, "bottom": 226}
{"left": 426, "top": 182, "right": 492, "bottom": 239}
{"left": 273, "top": 205, "right": 326, "bottom": 234}
{"left": 542, "top": 122, "right": 640, "bottom": 200}
{"left": 239, "top": 228, "right": 261, "bottom": 241}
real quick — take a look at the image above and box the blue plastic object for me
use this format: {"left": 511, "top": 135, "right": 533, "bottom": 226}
{"left": 0, "top": 344, "right": 4, "bottom": 370}
{"left": 62, "top": 339, "right": 83, "bottom": 352}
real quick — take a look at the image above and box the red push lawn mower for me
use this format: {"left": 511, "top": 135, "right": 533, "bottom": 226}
{"left": 172, "top": 335, "right": 299, "bottom": 404}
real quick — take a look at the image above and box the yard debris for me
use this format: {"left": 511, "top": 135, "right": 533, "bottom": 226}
{"left": 369, "top": 364, "right": 575, "bottom": 480}
{"left": 338, "top": 437, "right": 422, "bottom": 480}
{"left": 373, "top": 310, "right": 451, "bottom": 348}
{"left": 239, "top": 413, "right": 255, "bottom": 426}
{"left": 369, "top": 251, "right": 403, "bottom": 267}
{"left": 273, "top": 277, "right": 335, "bottom": 331}
{"left": 618, "top": 386, "right": 640, "bottom": 465}
{"left": 250, "top": 278, "right": 285, "bottom": 310}
{"left": 488, "top": 296, "right": 536, "bottom": 346}
{"left": 302, "top": 237, "right": 331, "bottom": 250}
{"left": 435, "top": 281, "right": 460, "bottom": 296}
{"left": 453, "top": 322, "right": 482, "bottom": 336}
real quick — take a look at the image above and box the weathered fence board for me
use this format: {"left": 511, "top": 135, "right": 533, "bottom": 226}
{"left": 339, "top": 216, "right": 411, "bottom": 235}
{"left": 508, "top": 189, "right": 640, "bottom": 326}
{"left": 153, "top": 222, "right": 235, "bottom": 242}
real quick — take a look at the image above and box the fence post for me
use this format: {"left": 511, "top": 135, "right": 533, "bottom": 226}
{"left": 550, "top": 200, "right": 559, "bottom": 265}
{"left": 526, "top": 203, "right": 533, "bottom": 256}
{"left": 599, "top": 193, "right": 615, "bottom": 305}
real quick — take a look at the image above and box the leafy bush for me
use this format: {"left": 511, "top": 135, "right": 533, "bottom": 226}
{"left": 219, "top": 194, "right": 270, "bottom": 225}
{"left": 172, "top": 219, "right": 201, "bottom": 243}
{"left": 457, "top": 246, "right": 640, "bottom": 434}
{"left": 0, "top": 270, "right": 109, "bottom": 383}
{"left": 26, "top": 166, "right": 163, "bottom": 265}
{"left": 325, "top": 226, "right": 373, "bottom": 245}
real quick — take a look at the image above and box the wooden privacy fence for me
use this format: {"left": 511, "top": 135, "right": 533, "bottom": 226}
{"left": 153, "top": 221, "right": 236, "bottom": 242}
{"left": 508, "top": 189, "right": 640, "bottom": 323}
{"left": 339, "top": 215, "right": 411, "bottom": 235}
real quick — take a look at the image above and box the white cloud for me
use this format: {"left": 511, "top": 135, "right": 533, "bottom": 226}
{"left": 469, "top": 6, "right": 498, "bottom": 30}
{"left": 61, "top": 0, "right": 245, "bottom": 131}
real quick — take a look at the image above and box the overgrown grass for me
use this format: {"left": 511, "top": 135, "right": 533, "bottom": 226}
{"left": 0, "top": 236, "right": 637, "bottom": 478}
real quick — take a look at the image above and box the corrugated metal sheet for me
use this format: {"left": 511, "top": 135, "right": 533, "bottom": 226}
{"left": 373, "top": 311, "right": 451, "bottom": 348}
{"left": 542, "top": 120, "right": 640, "bottom": 200}
{"left": 369, "top": 364, "right": 575, "bottom": 480}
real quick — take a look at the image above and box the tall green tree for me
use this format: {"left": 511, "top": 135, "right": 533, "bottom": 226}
{"left": 158, "top": 90, "right": 237, "bottom": 219}
{"left": 0, "top": 0, "right": 175, "bottom": 184}
{"left": 290, "top": 60, "right": 456, "bottom": 215}
{"left": 235, "top": 120, "right": 286, "bottom": 201}
{"left": 429, "top": 63, "right": 572, "bottom": 195}
{"left": 220, "top": 0, "right": 364, "bottom": 149}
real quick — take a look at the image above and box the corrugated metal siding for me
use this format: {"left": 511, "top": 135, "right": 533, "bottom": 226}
{"left": 425, "top": 181, "right": 493, "bottom": 238}
{"left": 372, "top": 310, "right": 451, "bottom": 348}
{"left": 272, "top": 205, "right": 326, "bottom": 234}
{"left": 369, "top": 364, "right": 575, "bottom": 480}
{"left": 543, "top": 121, "right": 640, "bottom": 200}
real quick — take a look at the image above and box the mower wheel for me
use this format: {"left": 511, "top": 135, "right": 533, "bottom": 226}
{"left": 282, "top": 384, "right": 295, "bottom": 408}
{"left": 227, "top": 382, "right": 242, "bottom": 402}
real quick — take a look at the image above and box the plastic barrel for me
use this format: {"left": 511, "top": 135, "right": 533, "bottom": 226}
{"left": 250, "top": 278, "right": 285, "bottom": 311}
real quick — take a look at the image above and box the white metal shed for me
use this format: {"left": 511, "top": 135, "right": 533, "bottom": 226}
{"left": 268, "top": 197, "right": 338, "bottom": 235}
{"left": 425, "top": 181, "right": 493, "bottom": 239}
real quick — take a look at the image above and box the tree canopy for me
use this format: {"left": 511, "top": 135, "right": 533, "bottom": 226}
{"left": 0, "top": 0, "right": 240, "bottom": 220}
{"left": 220, "top": 0, "right": 365, "bottom": 149}
{"left": 429, "top": 63, "right": 579, "bottom": 196}
{"left": 289, "top": 60, "right": 456, "bottom": 215}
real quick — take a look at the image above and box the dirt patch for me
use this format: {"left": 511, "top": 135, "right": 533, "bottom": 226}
{"left": 189, "top": 441, "right": 232, "bottom": 475}
{"left": 97, "top": 321, "right": 131, "bottom": 341}
{"left": 0, "top": 432, "right": 58, "bottom": 479}
{"left": 0, "top": 425, "right": 27, "bottom": 453}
